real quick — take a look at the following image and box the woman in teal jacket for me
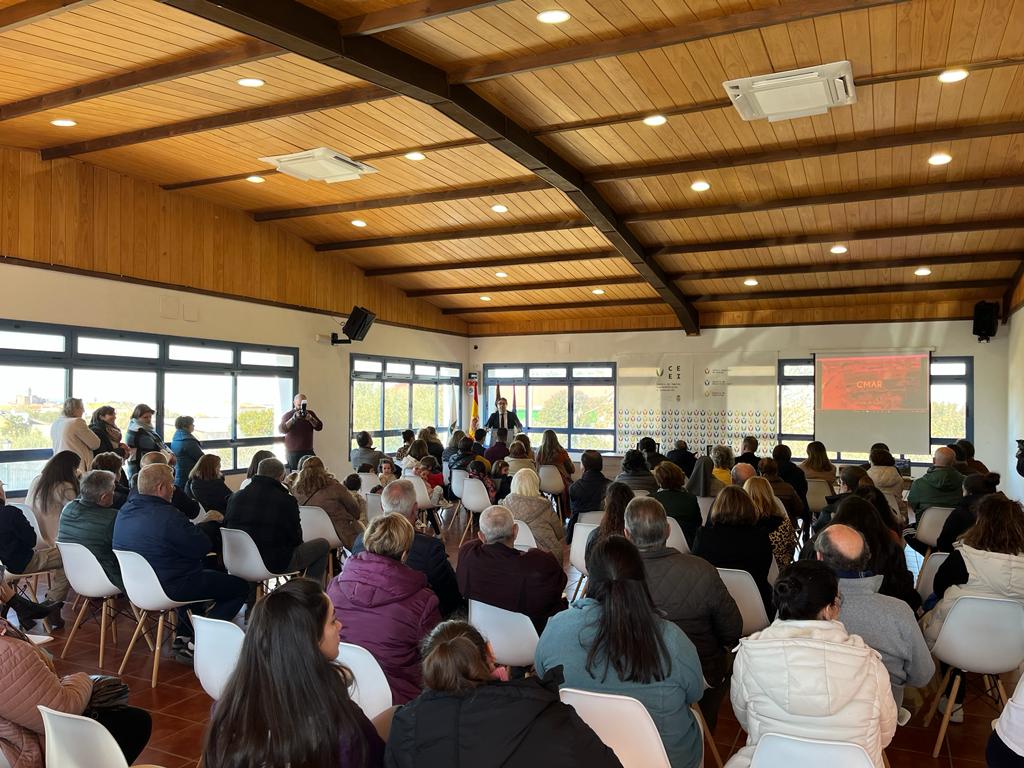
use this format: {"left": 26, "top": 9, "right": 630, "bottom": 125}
{"left": 535, "top": 535, "right": 705, "bottom": 768}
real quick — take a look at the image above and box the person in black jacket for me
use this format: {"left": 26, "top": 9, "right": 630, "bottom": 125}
{"left": 129, "top": 452, "right": 200, "bottom": 520}
{"left": 567, "top": 450, "right": 611, "bottom": 543}
{"left": 772, "top": 443, "right": 809, "bottom": 514}
{"left": 666, "top": 439, "right": 697, "bottom": 477}
{"left": 386, "top": 620, "right": 621, "bottom": 768}
{"left": 936, "top": 472, "right": 1000, "bottom": 552}
{"left": 0, "top": 484, "right": 66, "bottom": 629}
{"left": 91, "top": 451, "right": 131, "bottom": 508}
{"left": 638, "top": 436, "right": 669, "bottom": 470}
{"left": 185, "top": 454, "right": 233, "bottom": 514}
{"left": 735, "top": 436, "right": 761, "bottom": 471}
{"left": 224, "top": 458, "right": 329, "bottom": 583}
{"left": 350, "top": 479, "right": 462, "bottom": 618}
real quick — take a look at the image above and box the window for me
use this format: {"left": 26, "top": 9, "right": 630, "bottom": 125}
{"left": 777, "top": 356, "right": 973, "bottom": 465}
{"left": 0, "top": 319, "right": 297, "bottom": 489}
{"left": 350, "top": 355, "right": 462, "bottom": 454}
{"left": 484, "top": 363, "right": 616, "bottom": 453}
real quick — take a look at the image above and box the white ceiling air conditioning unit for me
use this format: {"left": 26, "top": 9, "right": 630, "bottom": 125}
{"left": 723, "top": 61, "right": 856, "bottom": 122}
{"left": 258, "top": 147, "right": 377, "bottom": 183}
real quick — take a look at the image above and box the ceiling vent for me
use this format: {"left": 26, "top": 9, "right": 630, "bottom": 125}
{"left": 258, "top": 147, "right": 377, "bottom": 183}
{"left": 723, "top": 61, "right": 856, "bottom": 122}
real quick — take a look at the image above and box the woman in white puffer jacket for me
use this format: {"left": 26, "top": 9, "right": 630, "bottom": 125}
{"left": 729, "top": 560, "right": 897, "bottom": 768}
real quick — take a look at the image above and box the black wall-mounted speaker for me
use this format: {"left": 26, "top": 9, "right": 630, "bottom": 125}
{"left": 342, "top": 306, "right": 376, "bottom": 342}
{"left": 972, "top": 300, "right": 999, "bottom": 342}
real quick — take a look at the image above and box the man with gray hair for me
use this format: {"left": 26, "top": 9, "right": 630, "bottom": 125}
{"left": 58, "top": 469, "right": 124, "bottom": 590}
{"left": 128, "top": 450, "right": 200, "bottom": 521}
{"left": 731, "top": 462, "right": 756, "bottom": 486}
{"left": 456, "top": 504, "right": 567, "bottom": 632}
{"left": 350, "top": 479, "right": 461, "bottom": 617}
{"left": 816, "top": 524, "right": 934, "bottom": 708}
{"left": 625, "top": 496, "right": 741, "bottom": 731}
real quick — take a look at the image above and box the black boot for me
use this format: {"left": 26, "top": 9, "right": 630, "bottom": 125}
{"left": 46, "top": 601, "right": 65, "bottom": 630}
{"left": 4, "top": 593, "right": 53, "bottom": 629}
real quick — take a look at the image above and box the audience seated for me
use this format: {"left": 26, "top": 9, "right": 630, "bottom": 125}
{"left": 667, "top": 439, "right": 697, "bottom": 477}
{"left": 710, "top": 445, "right": 734, "bottom": 487}
{"left": 758, "top": 458, "right": 807, "bottom": 542}
{"left": 506, "top": 439, "right": 537, "bottom": 476}
{"left": 57, "top": 469, "right": 124, "bottom": 591}
{"left": 585, "top": 482, "right": 633, "bottom": 561}
{"left": 394, "top": 429, "right": 416, "bottom": 461}
{"left": 936, "top": 471, "right": 1000, "bottom": 552}
{"left": 400, "top": 439, "right": 430, "bottom": 473}
{"left": 799, "top": 441, "right": 836, "bottom": 490}
{"left": 500, "top": 469, "right": 564, "bottom": 560}
{"left": 867, "top": 448, "right": 905, "bottom": 518}
{"left": 730, "top": 560, "right": 896, "bottom": 768}
{"left": 945, "top": 442, "right": 971, "bottom": 475}
{"left": 735, "top": 436, "right": 761, "bottom": 472}
{"left": 351, "top": 480, "right": 461, "bottom": 618}
{"left": 225, "top": 458, "right": 330, "bottom": 583}
{"left": 421, "top": 427, "right": 444, "bottom": 463}
{"left": 513, "top": 433, "right": 536, "bottom": 462}
{"left": 125, "top": 403, "right": 172, "bottom": 479}
{"left": 387, "top": 620, "right": 620, "bottom": 768}
{"left": 113, "top": 464, "right": 247, "bottom": 660}
{"left": 186, "top": 454, "right": 232, "bottom": 514}
{"left": 471, "top": 428, "right": 488, "bottom": 459}
{"left": 771, "top": 444, "right": 809, "bottom": 513}
{"left": 685, "top": 456, "right": 724, "bottom": 498}
{"left": 448, "top": 436, "right": 482, "bottom": 473}
{"left": 328, "top": 513, "right": 441, "bottom": 705}
{"left": 50, "top": 397, "right": 100, "bottom": 471}
{"left": 0, "top": 604, "right": 152, "bottom": 768}
{"left": 88, "top": 405, "right": 128, "bottom": 458}
{"left": 568, "top": 450, "right": 611, "bottom": 543}
{"left": 907, "top": 447, "right": 964, "bottom": 517}
{"left": 27, "top": 450, "right": 80, "bottom": 546}
{"left": 170, "top": 415, "right": 204, "bottom": 490}
{"left": 491, "top": 460, "right": 512, "bottom": 502}
{"left": 625, "top": 497, "right": 741, "bottom": 732}
{"left": 90, "top": 451, "right": 130, "bottom": 508}
{"left": 378, "top": 457, "right": 400, "bottom": 488}
{"left": 814, "top": 465, "right": 870, "bottom": 534}
{"left": 350, "top": 431, "right": 387, "bottom": 474}
{"left": 204, "top": 578, "right": 386, "bottom": 768}
{"left": 536, "top": 430, "right": 572, "bottom": 507}
{"left": 693, "top": 486, "right": 775, "bottom": 615}
{"left": 638, "top": 436, "right": 669, "bottom": 470}
{"left": 652, "top": 461, "right": 701, "bottom": 548}
{"left": 456, "top": 505, "right": 566, "bottom": 632}
{"left": 243, "top": 449, "right": 275, "bottom": 484}
{"left": 988, "top": 675, "right": 1024, "bottom": 767}
{"left": 343, "top": 473, "right": 369, "bottom": 521}
{"left": 484, "top": 427, "right": 510, "bottom": 463}
{"left": 956, "top": 438, "right": 989, "bottom": 476}
{"left": 292, "top": 456, "right": 364, "bottom": 549}
{"left": 441, "top": 430, "right": 465, "bottom": 465}
{"left": 854, "top": 486, "right": 903, "bottom": 541}
{"left": 731, "top": 462, "right": 756, "bottom": 486}
{"left": 744, "top": 476, "right": 795, "bottom": 566}
{"left": 614, "top": 449, "right": 659, "bottom": 494}
{"left": 815, "top": 525, "right": 934, "bottom": 705}
{"left": 536, "top": 535, "right": 704, "bottom": 768}
{"left": 129, "top": 451, "right": 201, "bottom": 521}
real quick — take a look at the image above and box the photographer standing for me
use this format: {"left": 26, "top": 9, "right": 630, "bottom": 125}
{"left": 279, "top": 393, "right": 323, "bottom": 471}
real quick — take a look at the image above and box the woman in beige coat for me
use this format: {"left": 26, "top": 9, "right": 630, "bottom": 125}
{"left": 499, "top": 468, "right": 564, "bottom": 561}
{"left": 291, "top": 457, "right": 364, "bottom": 549}
{"left": 49, "top": 398, "right": 100, "bottom": 471}
{"left": 26, "top": 450, "right": 80, "bottom": 546}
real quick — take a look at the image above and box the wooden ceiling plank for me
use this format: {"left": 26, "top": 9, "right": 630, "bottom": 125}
{"left": 692, "top": 278, "right": 1005, "bottom": 303}
{"left": 364, "top": 249, "right": 620, "bottom": 276}
{"left": 0, "top": 0, "right": 92, "bottom": 32}
{"left": 39, "top": 84, "right": 393, "bottom": 160}
{"left": 443, "top": 297, "right": 666, "bottom": 315}
{"left": 407, "top": 274, "right": 646, "bottom": 297}
{"left": 338, "top": 0, "right": 512, "bottom": 36}
{"left": 447, "top": 0, "right": 908, "bottom": 84}
{"left": 315, "top": 219, "right": 592, "bottom": 251}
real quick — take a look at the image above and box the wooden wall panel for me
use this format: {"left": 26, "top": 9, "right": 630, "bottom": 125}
{"left": 0, "top": 145, "right": 467, "bottom": 334}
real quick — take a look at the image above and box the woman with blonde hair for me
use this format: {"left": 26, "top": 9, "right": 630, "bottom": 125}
{"left": 799, "top": 441, "right": 837, "bottom": 489}
{"left": 442, "top": 430, "right": 466, "bottom": 464}
{"left": 743, "top": 476, "right": 796, "bottom": 567}
{"left": 500, "top": 468, "right": 564, "bottom": 560}
{"left": 293, "top": 456, "right": 364, "bottom": 549}
{"left": 186, "top": 454, "right": 232, "bottom": 514}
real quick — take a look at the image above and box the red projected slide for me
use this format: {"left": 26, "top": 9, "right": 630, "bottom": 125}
{"left": 818, "top": 355, "right": 929, "bottom": 412}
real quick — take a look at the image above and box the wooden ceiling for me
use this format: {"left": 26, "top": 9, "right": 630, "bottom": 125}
{"left": 1, "top": 0, "right": 1022, "bottom": 336}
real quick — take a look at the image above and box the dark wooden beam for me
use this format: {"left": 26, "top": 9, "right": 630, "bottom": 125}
{"left": 408, "top": 275, "right": 647, "bottom": 297}
{"left": 0, "top": 0, "right": 91, "bottom": 32}
{"left": 1002, "top": 262, "right": 1024, "bottom": 324}
{"left": 253, "top": 178, "right": 548, "bottom": 221}
{"left": 162, "top": 168, "right": 279, "bottom": 191}
{"left": 447, "top": 0, "right": 906, "bottom": 84}
{"left": 40, "top": 84, "right": 391, "bottom": 160}
{"left": 315, "top": 220, "right": 591, "bottom": 251}
{"left": 626, "top": 176, "right": 1024, "bottom": 224}
{"left": 694, "top": 279, "right": 1004, "bottom": 304}
{"left": 591, "top": 121, "right": 1024, "bottom": 183}
{"left": 653, "top": 219, "right": 1024, "bottom": 258}
{"left": 0, "top": 40, "right": 280, "bottom": 121}
{"left": 161, "top": 0, "right": 701, "bottom": 334}
{"left": 365, "top": 249, "right": 619, "bottom": 277}
{"left": 666, "top": 252, "right": 1022, "bottom": 282}
{"left": 443, "top": 297, "right": 666, "bottom": 315}
{"left": 338, "top": 0, "right": 509, "bottom": 35}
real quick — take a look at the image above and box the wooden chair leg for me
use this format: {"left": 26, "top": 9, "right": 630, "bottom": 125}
{"left": 932, "top": 673, "right": 962, "bottom": 758}
{"left": 110, "top": 600, "right": 118, "bottom": 646}
{"left": 151, "top": 612, "right": 166, "bottom": 688}
{"left": 922, "top": 667, "right": 953, "bottom": 727}
{"left": 118, "top": 609, "right": 148, "bottom": 676}
{"left": 458, "top": 512, "right": 475, "bottom": 546}
{"left": 60, "top": 598, "right": 91, "bottom": 659}
{"left": 998, "top": 678, "right": 1011, "bottom": 708}
{"left": 98, "top": 598, "right": 109, "bottom": 668}
{"left": 444, "top": 501, "right": 462, "bottom": 531}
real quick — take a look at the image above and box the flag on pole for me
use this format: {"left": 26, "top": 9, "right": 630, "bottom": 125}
{"left": 469, "top": 379, "right": 479, "bottom": 432}
{"left": 495, "top": 382, "right": 502, "bottom": 404}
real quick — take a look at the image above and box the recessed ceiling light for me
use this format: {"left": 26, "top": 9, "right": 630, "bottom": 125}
{"left": 245, "top": 175, "right": 266, "bottom": 184}
{"left": 914, "top": 267, "right": 932, "bottom": 276}
{"left": 480, "top": 295, "right": 492, "bottom": 301}
{"left": 938, "top": 68, "right": 969, "bottom": 84}
{"left": 491, "top": 204, "right": 509, "bottom": 213}
{"left": 537, "top": 9, "right": 570, "bottom": 23}
{"left": 50, "top": 119, "right": 76, "bottom": 127}
{"left": 237, "top": 78, "right": 265, "bottom": 88}
{"left": 830, "top": 244, "right": 848, "bottom": 254}
{"left": 744, "top": 278, "right": 759, "bottom": 287}
{"left": 928, "top": 152, "right": 953, "bottom": 166}
{"left": 643, "top": 114, "right": 667, "bottom": 127}
{"left": 592, "top": 288, "right": 606, "bottom": 295}
{"left": 404, "top": 151, "right": 426, "bottom": 161}
{"left": 495, "top": 271, "right": 508, "bottom": 278}
{"left": 690, "top": 180, "right": 711, "bottom": 192}
{"left": 351, "top": 219, "right": 367, "bottom": 227}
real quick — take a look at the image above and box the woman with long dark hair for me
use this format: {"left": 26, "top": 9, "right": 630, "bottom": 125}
{"left": 27, "top": 449, "right": 81, "bottom": 545}
{"left": 203, "top": 578, "right": 385, "bottom": 768}
{"left": 585, "top": 481, "right": 633, "bottom": 560}
{"left": 88, "top": 405, "right": 127, "bottom": 458}
{"left": 535, "top": 536, "right": 704, "bottom": 768}
{"left": 936, "top": 471, "right": 1000, "bottom": 552}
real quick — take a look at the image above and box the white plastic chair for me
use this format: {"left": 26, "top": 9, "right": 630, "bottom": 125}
{"left": 358, "top": 472, "right": 379, "bottom": 496}
{"left": 12, "top": 503, "right": 42, "bottom": 541}
{"left": 468, "top": 599, "right": 539, "bottom": 667}
{"left": 450, "top": 468, "right": 469, "bottom": 499}
{"left": 915, "top": 551, "right": 950, "bottom": 602}
{"left": 569, "top": 522, "right": 598, "bottom": 600}
{"left": 717, "top": 568, "right": 770, "bottom": 636}
{"left": 922, "top": 596, "right": 1024, "bottom": 757}
{"left": 56, "top": 542, "right": 121, "bottom": 667}
{"left": 221, "top": 528, "right": 299, "bottom": 593}
{"left": 38, "top": 706, "right": 166, "bottom": 768}
{"left": 538, "top": 464, "right": 565, "bottom": 496}
{"left": 513, "top": 519, "right": 538, "bottom": 551}
{"left": 559, "top": 688, "right": 671, "bottom": 768}
{"left": 365, "top": 493, "right": 384, "bottom": 522}
{"left": 697, "top": 496, "right": 714, "bottom": 523}
{"left": 112, "top": 549, "right": 193, "bottom": 688}
{"left": 239, "top": 477, "right": 252, "bottom": 490}
{"left": 457, "top": 477, "right": 494, "bottom": 546}
{"left": 337, "top": 641, "right": 393, "bottom": 719}
{"left": 915, "top": 507, "right": 956, "bottom": 551}
{"left": 192, "top": 615, "right": 245, "bottom": 701}
{"left": 665, "top": 517, "right": 689, "bottom": 554}
{"left": 299, "top": 505, "right": 343, "bottom": 548}
{"left": 744, "top": 733, "right": 874, "bottom": 767}
{"left": 806, "top": 479, "right": 832, "bottom": 515}
{"left": 577, "top": 511, "right": 604, "bottom": 526}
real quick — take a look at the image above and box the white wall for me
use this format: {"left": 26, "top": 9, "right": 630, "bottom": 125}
{"left": 469, "top": 321, "right": 1010, "bottom": 479}
{"left": 1006, "top": 315, "right": 1024, "bottom": 499}
{"left": 0, "top": 262, "right": 469, "bottom": 474}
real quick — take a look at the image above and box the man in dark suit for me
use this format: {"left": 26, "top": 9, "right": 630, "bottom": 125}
{"left": 666, "top": 439, "right": 697, "bottom": 477}
{"left": 484, "top": 397, "right": 522, "bottom": 438}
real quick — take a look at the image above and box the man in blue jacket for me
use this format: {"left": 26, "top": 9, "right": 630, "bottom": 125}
{"left": 113, "top": 463, "right": 246, "bottom": 662}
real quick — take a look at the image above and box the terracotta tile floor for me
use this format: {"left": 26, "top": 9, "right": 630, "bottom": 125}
{"left": 22, "top": 529, "right": 996, "bottom": 767}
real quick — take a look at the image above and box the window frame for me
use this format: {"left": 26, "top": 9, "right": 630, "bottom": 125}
{"left": 0, "top": 318, "right": 298, "bottom": 491}
{"left": 482, "top": 362, "right": 617, "bottom": 453}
